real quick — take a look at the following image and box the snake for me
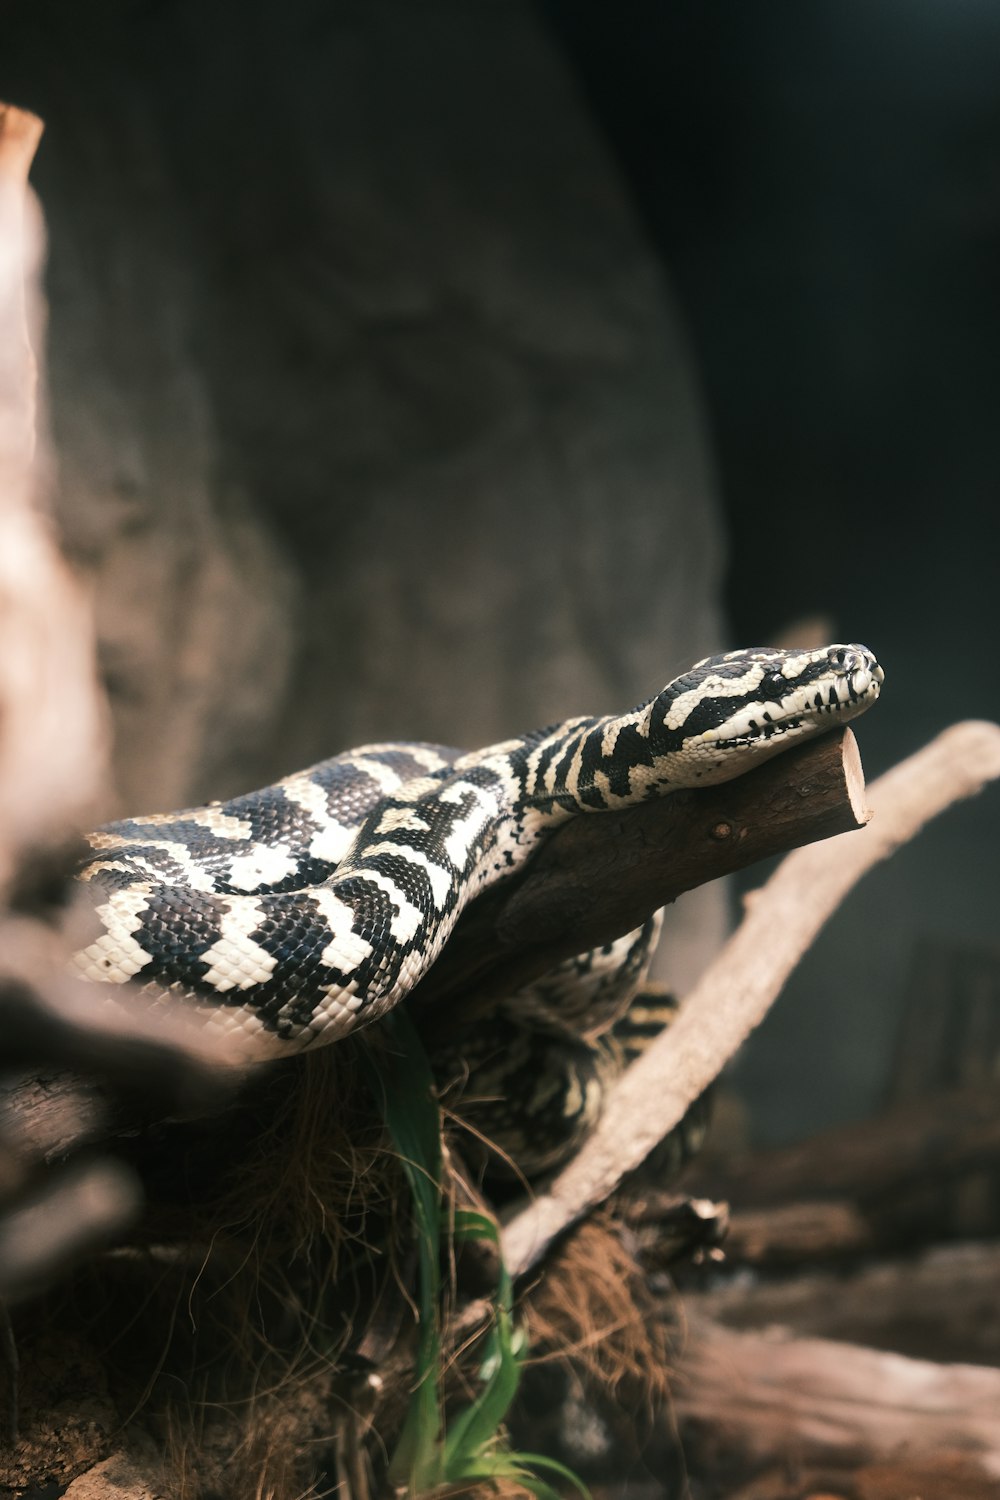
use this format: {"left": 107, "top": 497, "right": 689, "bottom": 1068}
{"left": 73, "top": 645, "right": 884, "bottom": 1100}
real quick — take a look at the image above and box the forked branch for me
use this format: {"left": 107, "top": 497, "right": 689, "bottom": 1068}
{"left": 500, "top": 719, "right": 1000, "bottom": 1278}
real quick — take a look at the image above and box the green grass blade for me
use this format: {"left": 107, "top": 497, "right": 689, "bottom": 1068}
{"left": 360, "top": 1009, "right": 445, "bottom": 1489}
{"left": 361, "top": 1019, "right": 589, "bottom": 1499}
{"left": 443, "top": 1209, "right": 523, "bottom": 1472}
{"left": 508, "top": 1452, "right": 593, "bottom": 1497}
{"left": 456, "top": 1450, "right": 592, "bottom": 1500}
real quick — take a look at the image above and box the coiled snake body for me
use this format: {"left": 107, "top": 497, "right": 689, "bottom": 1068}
{"left": 74, "top": 645, "right": 883, "bottom": 1083}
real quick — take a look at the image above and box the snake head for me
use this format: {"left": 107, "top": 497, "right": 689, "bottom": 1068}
{"left": 646, "top": 642, "right": 884, "bottom": 786}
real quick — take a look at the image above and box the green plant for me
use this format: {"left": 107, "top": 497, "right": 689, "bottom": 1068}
{"left": 362, "top": 1011, "right": 588, "bottom": 1499}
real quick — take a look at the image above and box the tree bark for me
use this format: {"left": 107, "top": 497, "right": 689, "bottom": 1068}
{"left": 0, "top": 102, "right": 228, "bottom": 1306}
{"left": 699, "top": 1080, "right": 1000, "bottom": 1215}
{"left": 0, "top": 103, "right": 106, "bottom": 891}
{"left": 685, "top": 1239, "right": 1000, "bottom": 1367}
{"left": 674, "top": 1315, "right": 1000, "bottom": 1477}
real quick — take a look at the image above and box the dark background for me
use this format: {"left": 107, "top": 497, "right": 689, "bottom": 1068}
{"left": 543, "top": 0, "right": 999, "bottom": 730}
{"left": 543, "top": 0, "right": 1000, "bottom": 1140}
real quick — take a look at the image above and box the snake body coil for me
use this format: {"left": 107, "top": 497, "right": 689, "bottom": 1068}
{"left": 74, "top": 644, "right": 883, "bottom": 1060}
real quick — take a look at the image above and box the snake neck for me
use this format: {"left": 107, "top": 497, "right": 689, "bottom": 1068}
{"left": 514, "top": 708, "right": 658, "bottom": 815}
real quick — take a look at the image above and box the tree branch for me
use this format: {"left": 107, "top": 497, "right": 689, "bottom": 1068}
{"left": 500, "top": 720, "right": 1000, "bottom": 1279}
{"left": 685, "top": 1239, "right": 1000, "bottom": 1364}
{"left": 0, "top": 103, "right": 107, "bottom": 891}
{"left": 0, "top": 102, "right": 228, "bottom": 1303}
{"left": 674, "top": 1315, "right": 1000, "bottom": 1476}
{"left": 417, "top": 723, "right": 869, "bottom": 1017}
{"left": 701, "top": 1080, "right": 1000, "bottom": 1214}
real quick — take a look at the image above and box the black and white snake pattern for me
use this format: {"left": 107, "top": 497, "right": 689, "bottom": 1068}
{"left": 73, "top": 645, "right": 884, "bottom": 1082}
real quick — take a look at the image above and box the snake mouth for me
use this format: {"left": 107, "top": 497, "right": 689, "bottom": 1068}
{"left": 824, "top": 644, "right": 883, "bottom": 700}
{"left": 805, "top": 647, "right": 883, "bottom": 719}
{"left": 659, "top": 642, "right": 884, "bottom": 780}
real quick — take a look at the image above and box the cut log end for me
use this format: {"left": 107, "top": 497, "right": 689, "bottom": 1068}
{"left": 842, "top": 727, "right": 872, "bottom": 826}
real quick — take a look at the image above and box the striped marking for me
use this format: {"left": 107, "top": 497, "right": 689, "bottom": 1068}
{"left": 361, "top": 840, "right": 453, "bottom": 907}
{"left": 78, "top": 885, "right": 157, "bottom": 985}
{"left": 200, "top": 905, "right": 279, "bottom": 991}
{"left": 226, "top": 842, "right": 299, "bottom": 891}
{"left": 663, "top": 664, "right": 766, "bottom": 731}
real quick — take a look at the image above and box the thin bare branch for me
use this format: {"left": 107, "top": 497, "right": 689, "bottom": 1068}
{"left": 501, "top": 720, "right": 1000, "bottom": 1278}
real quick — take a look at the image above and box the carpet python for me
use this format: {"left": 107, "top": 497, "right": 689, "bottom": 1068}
{"left": 74, "top": 645, "right": 883, "bottom": 1115}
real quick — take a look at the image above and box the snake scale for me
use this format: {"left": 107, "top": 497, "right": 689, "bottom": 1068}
{"left": 74, "top": 645, "right": 882, "bottom": 1100}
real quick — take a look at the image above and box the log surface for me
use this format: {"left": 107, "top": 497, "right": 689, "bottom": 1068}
{"left": 675, "top": 1315, "right": 1000, "bottom": 1477}
{"left": 418, "top": 724, "right": 869, "bottom": 1018}
{"left": 701, "top": 1080, "right": 1000, "bottom": 1213}
{"left": 686, "top": 1239, "right": 1000, "bottom": 1367}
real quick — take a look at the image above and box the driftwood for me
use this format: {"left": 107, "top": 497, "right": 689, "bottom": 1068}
{"left": 0, "top": 105, "right": 137, "bottom": 1294}
{"left": 0, "top": 104, "right": 106, "bottom": 889}
{"left": 674, "top": 1315, "right": 1000, "bottom": 1477}
{"left": 678, "top": 1196, "right": 872, "bottom": 1267}
{"left": 0, "top": 104, "right": 228, "bottom": 1306}
{"left": 500, "top": 718, "right": 1000, "bottom": 1279}
{"left": 686, "top": 1238, "right": 1000, "bottom": 1367}
{"left": 699, "top": 1079, "right": 1000, "bottom": 1220}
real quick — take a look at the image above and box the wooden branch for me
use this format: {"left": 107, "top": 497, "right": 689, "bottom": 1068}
{"left": 62, "top": 1450, "right": 163, "bottom": 1500}
{"left": 699, "top": 1198, "right": 872, "bottom": 1266}
{"left": 685, "top": 1239, "right": 1000, "bottom": 1367}
{"left": 417, "top": 724, "right": 869, "bottom": 1016}
{"left": 674, "top": 1315, "right": 1000, "bottom": 1476}
{"left": 0, "top": 102, "right": 107, "bottom": 890}
{"left": 0, "top": 104, "right": 232, "bottom": 1303}
{"left": 0, "top": 106, "right": 43, "bottom": 477}
{"left": 500, "top": 720, "right": 1000, "bottom": 1279}
{"left": 699, "top": 1080, "right": 1000, "bottom": 1215}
